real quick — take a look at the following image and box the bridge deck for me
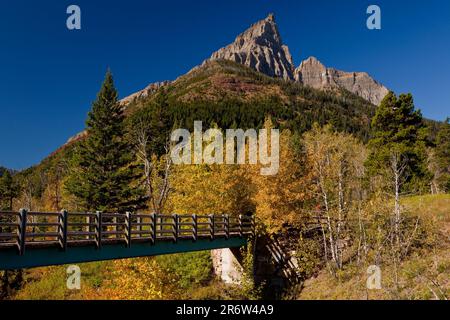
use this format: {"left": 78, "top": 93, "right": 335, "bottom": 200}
{"left": 0, "top": 211, "right": 254, "bottom": 270}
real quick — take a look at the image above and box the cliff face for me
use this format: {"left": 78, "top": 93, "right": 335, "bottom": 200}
{"left": 208, "top": 14, "right": 295, "bottom": 81}
{"left": 294, "top": 57, "right": 389, "bottom": 105}
{"left": 207, "top": 14, "right": 389, "bottom": 105}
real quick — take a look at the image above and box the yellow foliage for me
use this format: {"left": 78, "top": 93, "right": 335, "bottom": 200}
{"left": 169, "top": 119, "right": 314, "bottom": 233}
{"left": 94, "top": 258, "right": 180, "bottom": 300}
{"left": 252, "top": 128, "right": 313, "bottom": 233}
{"left": 169, "top": 162, "right": 254, "bottom": 216}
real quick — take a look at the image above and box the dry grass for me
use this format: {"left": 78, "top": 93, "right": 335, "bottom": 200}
{"left": 298, "top": 194, "right": 450, "bottom": 300}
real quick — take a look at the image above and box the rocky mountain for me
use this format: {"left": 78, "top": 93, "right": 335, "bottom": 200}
{"left": 60, "top": 59, "right": 375, "bottom": 156}
{"left": 208, "top": 14, "right": 295, "bottom": 81}
{"left": 63, "top": 14, "right": 391, "bottom": 146}
{"left": 294, "top": 57, "right": 389, "bottom": 105}
{"left": 207, "top": 14, "right": 389, "bottom": 105}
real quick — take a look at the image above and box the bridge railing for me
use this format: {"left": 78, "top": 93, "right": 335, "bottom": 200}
{"left": 0, "top": 210, "right": 254, "bottom": 255}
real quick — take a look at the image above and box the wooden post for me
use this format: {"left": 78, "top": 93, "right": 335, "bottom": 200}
{"left": 96, "top": 211, "right": 102, "bottom": 249}
{"left": 57, "top": 211, "right": 62, "bottom": 246}
{"left": 238, "top": 214, "right": 243, "bottom": 238}
{"left": 137, "top": 216, "right": 142, "bottom": 238}
{"left": 114, "top": 215, "right": 118, "bottom": 239}
{"left": 125, "top": 212, "right": 132, "bottom": 248}
{"left": 225, "top": 215, "right": 230, "bottom": 240}
{"left": 151, "top": 213, "right": 157, "bottom": 244}
{"left": 18, "top": 209, "right": 27, "bottom": 255}
{"left": 192, "top": 214, "right": 198, "bottom": 242}
{"left": 59, "top": 209, "right": 68, "bottom": 251}
{"left": 172, "top": 214, "right": 178, "bottom": 243}
{"left": 252, "top": 215, "right": 256, "bottom": 238}
{"left": 85, "top": 215, "right": 90, "bottom": 240}
{"left": 209, "top": 214, "right": 215, "bottom": 241}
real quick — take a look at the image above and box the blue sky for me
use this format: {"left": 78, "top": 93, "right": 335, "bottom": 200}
{"left": 0, "top": 0, "right": 449, "bottom": 170}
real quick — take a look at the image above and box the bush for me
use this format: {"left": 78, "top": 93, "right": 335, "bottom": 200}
{"left": 295, "top": 237, "right": 322, "bottom": 279}
{"left": 156, "top": 251, "right": 212, "bottom": 289}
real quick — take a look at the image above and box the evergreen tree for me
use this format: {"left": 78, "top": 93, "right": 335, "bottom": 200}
{"left": 0, "top": 170, "right": 20, "bottom": 210}
{"left": 365, "top": 92, "right": 430, "bottom": 192}
{"left": 0, "top": 170, "right": 23, "bottom": 299}
{"left": 66, "top": 71, "right": 145, "bottom": 212}
{"left": 128, "top": 90, "right": 171, "bottom": 157}
{"left": 435, "top": 118, "right": 450, "bottom": 192}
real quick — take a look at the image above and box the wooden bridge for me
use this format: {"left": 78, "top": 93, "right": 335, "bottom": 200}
{"left": 0, "top": 210, "right": 254, "bottom": 270}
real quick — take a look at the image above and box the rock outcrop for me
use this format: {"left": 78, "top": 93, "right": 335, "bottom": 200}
{"left": 208, "top": 14, "right": 295, "bottom": 80}
{"left": 120, "top": 81, "right": 171, "bottom": 105}
{"left": 294, "top": 57, "right": 389, "bottom": 105}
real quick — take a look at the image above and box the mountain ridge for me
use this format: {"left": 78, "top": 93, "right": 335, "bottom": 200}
{"left": 120, "top": 14, "right": 389, "bottom": 107}
{"left": 294, "top": 56, "right": 389, "bottom": 105}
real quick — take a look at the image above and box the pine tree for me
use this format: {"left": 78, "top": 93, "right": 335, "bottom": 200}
{"left": 0, "top": 170, "right": 20, "bottom": 210}
{"left": 365, "top": 92, "right": 430, "bottom": 192}
{"left": 435, "top": 118, "right": 450, "bottom": 192}
{"left": 0, "top": 170, "right": 23, "bottom": 298}
{"left": 66, "top": 70, "right": 145, "bottom": 213}
{"left": 128, "top": 90, "right": 171, "bottom": 157}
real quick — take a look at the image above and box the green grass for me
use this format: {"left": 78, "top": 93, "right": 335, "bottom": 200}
{"left": 14, "top": 261, "right": 113, "bottom": 300}
{"left": 402, "top": 194, "right": 450, "bottom": 221}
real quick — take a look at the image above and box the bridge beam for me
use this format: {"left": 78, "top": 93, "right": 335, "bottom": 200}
{"left": 0, "top": 237, "right": 247, "bottom": 270}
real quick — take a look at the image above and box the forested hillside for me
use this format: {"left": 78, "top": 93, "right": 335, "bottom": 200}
{"left": 1, "top": 60, "right": 449, "bottom": 300}
{"left": 127, "top": 60, "right": 377, "bottom": 141}
{"left": 6, "top": 60, "right": 381, "bottom": 214}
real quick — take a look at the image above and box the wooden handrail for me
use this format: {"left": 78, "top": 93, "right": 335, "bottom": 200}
{"left": 0, "top": 210, "right": 254, "bottom": 254}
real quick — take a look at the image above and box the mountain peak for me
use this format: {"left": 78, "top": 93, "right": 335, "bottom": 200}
{"left": 208, "top": 14, "right": 295, "bottom": 80}
{"left": 304, "top": 56, "right": 322, "bottom": 64}
{"left": 266, "top": 13, "right": 275, "bottom": 22}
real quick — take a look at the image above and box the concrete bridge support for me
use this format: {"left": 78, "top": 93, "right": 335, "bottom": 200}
{"left": 211, "top": 235, "right": 302, "bottom": 298}
{"left": 211, "top": 248, "right": 243, "bottom": 284}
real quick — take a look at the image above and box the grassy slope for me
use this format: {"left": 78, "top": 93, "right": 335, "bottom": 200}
{"left": 298, "top": 194, "right": 450, "bottom": 300}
